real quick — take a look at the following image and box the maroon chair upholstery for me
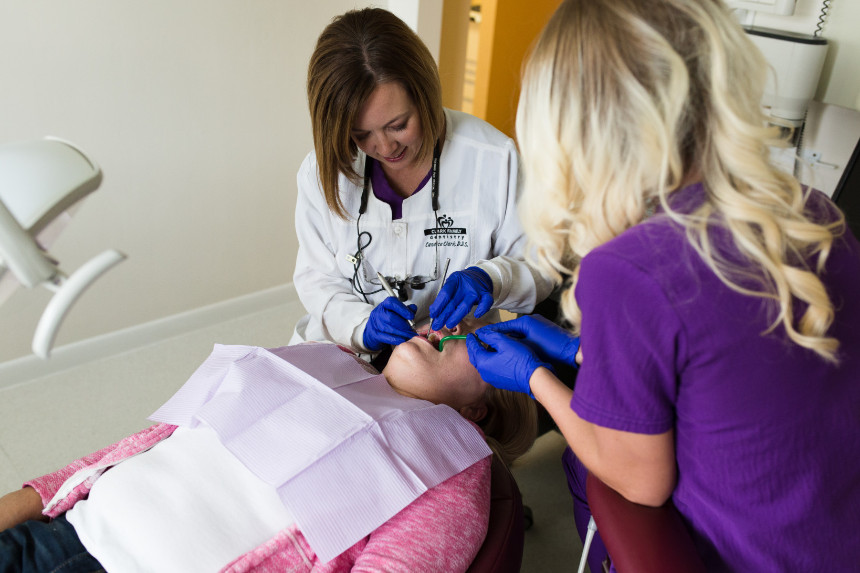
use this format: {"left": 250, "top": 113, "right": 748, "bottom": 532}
{"left": 466, "top": 455, "right": 525, "bottom": 573}
{"left": 586, "top": 472, "right": 706, "bottom": 573}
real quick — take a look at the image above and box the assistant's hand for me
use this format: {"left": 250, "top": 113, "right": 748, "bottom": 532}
{"left": 481, "top": 315, "right": 580, "bottom": 369}
{"left": 466, "top": 329, "right": 552, "bottom": 398}
{"left": 430, "top": 267, "right": 494, "bottom": 330}
{"left": 363, "top": 297, "right": 417, "bottom": 352}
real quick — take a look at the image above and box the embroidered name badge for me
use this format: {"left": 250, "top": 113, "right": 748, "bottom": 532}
{"left": 424, "top": 213, "right": 469, "bottom": 248}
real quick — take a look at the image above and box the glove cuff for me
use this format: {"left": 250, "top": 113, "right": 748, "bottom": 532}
{"left": 525, "top": 358, "right": 554, "bottom": 399}
{"left": 465, "top": 266, "right": 493, "bottom": 288}
{"left": 362, "top": 330, "right": 383, "bottom": 353}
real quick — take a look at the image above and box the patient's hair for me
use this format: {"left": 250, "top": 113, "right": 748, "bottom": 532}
{"left": 306, "top": 7, "right": 445, "bottom": 219}
{"left": 516, "top": 0, "right": 843, "bottom": 362}
{"left": 480, "top": 387, "right": 538, "bottom": 467}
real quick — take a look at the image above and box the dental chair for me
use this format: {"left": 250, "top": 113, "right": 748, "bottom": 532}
{"left": 0, "top": 137, "right": 125, "bottom": 358}
{"left": 466, "top": 454, "right": 525, "bottom": 573}
{"left": 585, "top": 472, "right": 706, "bottom": 573}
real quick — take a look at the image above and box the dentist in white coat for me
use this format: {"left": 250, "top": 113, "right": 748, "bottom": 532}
{"left": 291, "top": 8, "right": 553, "bottom": 361}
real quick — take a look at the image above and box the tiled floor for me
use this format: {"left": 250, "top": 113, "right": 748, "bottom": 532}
{"left": 0, "top": 303, "right": 584, "bottom": 572}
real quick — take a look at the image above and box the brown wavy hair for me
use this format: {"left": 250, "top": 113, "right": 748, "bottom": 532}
{"left": 307, "top": 8, "right": 445, "bottom": 219}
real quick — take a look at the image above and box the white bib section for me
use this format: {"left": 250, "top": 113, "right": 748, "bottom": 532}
{"left": 66, "top": 425, "right": 294, "bottom": 573}
{"left": 149, "top": 343, "right": 491, "bottom": 563}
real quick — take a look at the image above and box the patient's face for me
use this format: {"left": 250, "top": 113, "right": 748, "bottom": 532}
{"left": 382, "top": 317, "right": 490, "bottom": 413}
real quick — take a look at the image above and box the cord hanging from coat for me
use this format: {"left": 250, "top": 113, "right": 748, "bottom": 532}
{"left": 350, "top": 142, "right": 441, "bottom": 303}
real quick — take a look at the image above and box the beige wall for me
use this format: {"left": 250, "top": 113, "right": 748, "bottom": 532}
{"left": 0, "top": 1, "right": 395, "bottom": 365}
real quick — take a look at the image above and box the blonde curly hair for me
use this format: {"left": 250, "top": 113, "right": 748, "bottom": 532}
{"left": 516, "top": 0, "right": 844, "bottom": 362}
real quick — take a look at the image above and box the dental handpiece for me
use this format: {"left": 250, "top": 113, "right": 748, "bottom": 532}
{"left": 377, "top": 272, "right": 416, "bottom": 329}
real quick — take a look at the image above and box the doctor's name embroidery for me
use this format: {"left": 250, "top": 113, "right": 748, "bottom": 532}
{"left": 424, "top": 213, "right": 468, "bottom": 248}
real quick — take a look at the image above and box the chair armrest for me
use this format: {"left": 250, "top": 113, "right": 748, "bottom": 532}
{"left": 586, "top": 472, "right": 706, "bottom": 573}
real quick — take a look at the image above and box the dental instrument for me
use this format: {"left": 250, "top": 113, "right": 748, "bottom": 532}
{"left": 437, "top": 333, "right": 494, "bottom": 352}
{"left": 437, "top": 334, "right": 467, "bottom": 351}
{"left": 377, "top": 272, "right": 415, "bottom": 329}
{"left": 436, "top": 258, "right": 450, "bottom": 297}
{"left": 427, "top": 258, "right": 451, "bottom": 331}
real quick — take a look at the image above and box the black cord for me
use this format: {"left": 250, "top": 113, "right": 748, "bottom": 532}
{"left": 814, "top": 0, "right": 831, "bottom": 37}
{"left": 431, "top": 141, "right": 440, "bottom": 211}
{"left": 351, "top": 212, "right": 382, "bottom": 303}
{"left": 352, "top": 156, "right": 381, "bottom": 303}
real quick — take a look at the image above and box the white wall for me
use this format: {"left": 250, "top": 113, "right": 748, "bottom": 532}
{"left": 388, "top": 0, "right": 443, "bottom": 61}
{"left": 0, "top": 1, "right": 399, "bottom": 366}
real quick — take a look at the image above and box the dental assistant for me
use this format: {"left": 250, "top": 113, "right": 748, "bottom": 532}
{"left": 290, "top": 8, "right": 553, "bottom": 356}
{"left": 467, "top": 0, "right": 860, "bottom": 571}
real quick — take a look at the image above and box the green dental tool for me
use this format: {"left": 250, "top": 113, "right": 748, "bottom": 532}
{"left": 437, "top": 334, "right": 467, "bottom": 351}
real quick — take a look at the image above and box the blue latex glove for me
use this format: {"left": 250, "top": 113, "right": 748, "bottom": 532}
{"left": 466, "top": 329, "right": 552, "bottom": 398}
{"left": 429, "top": 266, "right": 494, "bottom": 330}
{"left": 363, "top": 297, "right": 417, "bottom": 352}
{"left": 480, "top": 315, "right": 581, "bottom": 369}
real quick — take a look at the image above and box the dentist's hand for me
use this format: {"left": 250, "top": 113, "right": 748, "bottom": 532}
{"left": 363, "top": 297, "right": 417, "bottom": 352}
{"left": 430, "top": 267, "right": 494, "bottom": 330}
{"left": 466, "top": 329, "right": 552, "bottom": 398}
{"left": 481, "top": 315, "right": 581, "bottom": 369}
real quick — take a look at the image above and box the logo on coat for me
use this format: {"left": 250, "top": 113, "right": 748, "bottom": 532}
{"left": 424, "top": 213, "right": 468, "bottom": 248}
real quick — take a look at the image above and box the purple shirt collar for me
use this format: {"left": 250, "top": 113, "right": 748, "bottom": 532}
{"left": 370, "top": 158, "right": 433, "bottom": 220}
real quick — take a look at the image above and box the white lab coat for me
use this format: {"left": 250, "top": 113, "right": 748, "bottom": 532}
{"left": 291, "top": 108, "right": 554, "bottom": 351}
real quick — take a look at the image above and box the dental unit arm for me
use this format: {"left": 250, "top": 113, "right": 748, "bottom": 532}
{"left": 726, "top": 0, "right": 828, "bottom": 142}
{"left": 0, "top": 137, "right": 126, "bottom": 359}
